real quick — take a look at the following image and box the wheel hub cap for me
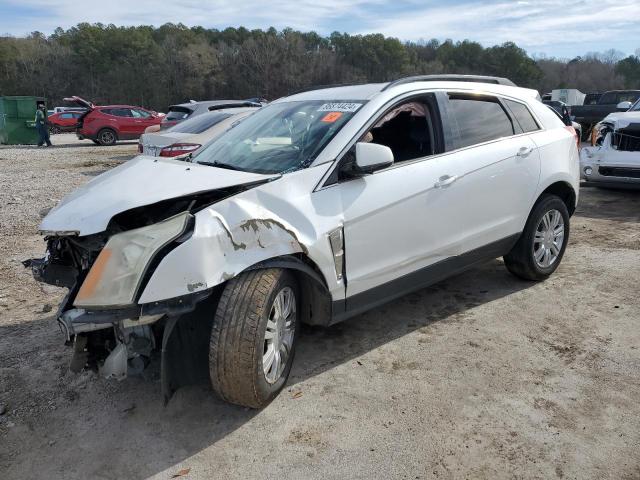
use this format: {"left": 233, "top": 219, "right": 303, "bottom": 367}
{"left": 533, "top": 209, "right": 565, "bottom": 268}
{"left": 263, "top": 287, "right": 296, "bottom": 384}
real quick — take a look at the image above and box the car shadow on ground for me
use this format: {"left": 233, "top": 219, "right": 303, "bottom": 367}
{"left": 1, "top": 259, "right": 534, "bottom": 478}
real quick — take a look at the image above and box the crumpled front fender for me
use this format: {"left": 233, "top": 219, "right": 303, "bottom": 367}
{"left": 138, "top": 200, "right": 308, "bottom": 304}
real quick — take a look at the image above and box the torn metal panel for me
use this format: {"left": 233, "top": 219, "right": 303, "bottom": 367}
{"left": 138, "top": 165, "right": 344, "bottom": 304}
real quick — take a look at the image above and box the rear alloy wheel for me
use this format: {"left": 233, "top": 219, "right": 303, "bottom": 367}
{"left": 209, "top": 269, "right": 299, "bottom": 408}
{"left": 532, "top": 210, "right": 565, "bottom": 269}
{"left": 49, "top": 126, "right": 61, "bottom": 135}
{"left": 97, "top": 128, "right": 117, "bottom": 146}
{"left": 504, "top": 194, "right": 570, "bottom": 281}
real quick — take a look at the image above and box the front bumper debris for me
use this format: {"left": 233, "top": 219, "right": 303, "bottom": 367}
{"left": 56, "top": 289, "right": 212, "bottom": 341}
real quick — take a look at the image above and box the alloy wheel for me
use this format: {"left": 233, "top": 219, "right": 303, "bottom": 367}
{"left": 533, "top": 209, "right": 565, "bottom": 268}
{"left": 263, "top": 286, "right": 296, "bottom": 384}
{"left": 100, "top": 131, "right": 115, "bottom": 144}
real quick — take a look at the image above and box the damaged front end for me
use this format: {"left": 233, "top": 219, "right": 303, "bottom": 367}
{"left": 25, "top": 209, "right": 213, "bottom": 400}
{"left": 581, "top": 117, "right": 640, "bottom": 186}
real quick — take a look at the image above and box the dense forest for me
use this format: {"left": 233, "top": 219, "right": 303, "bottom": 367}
{"left": 1, "top": 23, "right": 639, "bottom": 111}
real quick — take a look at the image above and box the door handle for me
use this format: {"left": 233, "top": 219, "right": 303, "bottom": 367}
{"left": 516, "top": 146, "right": 533, "bottom": 157}
{"left": 434, "top": 174, "right": 458, "bottom": 188}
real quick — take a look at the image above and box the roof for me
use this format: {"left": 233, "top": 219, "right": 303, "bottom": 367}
{"left": 94, "top": 105, "right": 149, "bottom": 109}
{"left": 192, "top": 106, "right": 259, "bottom": 116}
{"left": 280, "top": 79, "right": 538, "bottom": 103}
{"left": 168, "top": 100, "right": 260, "bottom": 110}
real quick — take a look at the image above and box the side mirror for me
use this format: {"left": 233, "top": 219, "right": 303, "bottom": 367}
{"left": 354, "top": 142, "right": 394, "bottom": 174}
{"left": 617, "top": 101, "right": 632, "bottom": 110}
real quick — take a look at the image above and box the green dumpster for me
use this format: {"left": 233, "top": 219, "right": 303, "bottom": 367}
{"left": 0, "top": 96, "right": 46, "bottom": 145}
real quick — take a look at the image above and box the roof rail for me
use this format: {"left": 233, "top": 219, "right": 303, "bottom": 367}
{"left": 382, "top": 74, "right": 517, "bottom": 91}
{"left": 208, "top": 101, "right": 262, "bottom": 111}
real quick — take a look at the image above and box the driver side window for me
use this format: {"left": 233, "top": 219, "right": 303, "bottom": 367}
{"left": 361, "top": 95, "right": 439, "bottom": 163}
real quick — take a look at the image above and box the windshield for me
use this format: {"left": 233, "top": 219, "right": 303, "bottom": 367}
{"left": 168, "top": 112, "right": 231, "bottom": 134}
{"left": 192, "top": 100, "right": 364, "bottom": 174}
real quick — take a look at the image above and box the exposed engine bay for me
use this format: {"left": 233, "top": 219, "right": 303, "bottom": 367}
{"left": 581, "top": 115, "right": 640, "bottom": 185}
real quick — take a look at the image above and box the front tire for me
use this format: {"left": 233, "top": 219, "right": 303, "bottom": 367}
{"left": 504, "top": 194, "right": 570, "bottom": 281}
{"left": 209, "top": 269, "right": 299, "bottom": 408}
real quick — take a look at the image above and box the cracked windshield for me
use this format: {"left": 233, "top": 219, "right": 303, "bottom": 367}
{"left": 192, "top": 101, "right": 363, "bottom": 174}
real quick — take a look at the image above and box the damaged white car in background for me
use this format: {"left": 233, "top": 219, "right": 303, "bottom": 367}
{"left": 581, "top": 98, "right": 640, "bottom": 186}
{"left": 25, "top": 75, "right": 579, "bottom": 408}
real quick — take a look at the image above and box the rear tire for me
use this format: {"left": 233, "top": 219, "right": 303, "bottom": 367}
{"left": 97, "top": 128, "right": 117, "bottom": 146}
{"left": 504, "top": 194, "right": 570, "bottom": 281}
{"left": 209, "top": 269, "right": 299, "bottom": 408}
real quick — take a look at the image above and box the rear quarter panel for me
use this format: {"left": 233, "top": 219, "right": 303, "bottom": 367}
{"left": 528, "top": 101, "right": 580, "bottom": 218}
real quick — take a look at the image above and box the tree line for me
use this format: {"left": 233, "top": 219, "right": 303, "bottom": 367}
{"left": 0, "top": 23, "right": 639, "bottom": 111}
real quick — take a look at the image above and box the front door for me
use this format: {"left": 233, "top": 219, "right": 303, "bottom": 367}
{"left": 334, "top": 95, "right": 469, "bottom": 314}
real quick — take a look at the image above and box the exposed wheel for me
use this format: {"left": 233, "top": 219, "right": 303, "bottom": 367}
{"left": 209, "top": 269, "right": 299, "bottom": 408}
{"left": 49, "top": 125, "right": 60, "bottom": 135}
{"left": 97, "top": 128, "right": 117, "bottom": 146}
{"left": 504, "top": 194, "right": 570, "bottom": 281}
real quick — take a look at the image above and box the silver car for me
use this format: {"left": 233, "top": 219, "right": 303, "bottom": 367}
{"left": 161, "top": 99, "right": 263, "bottom": 129}
{"left": 139, "top": 107, "right": 258, "bottom": 158}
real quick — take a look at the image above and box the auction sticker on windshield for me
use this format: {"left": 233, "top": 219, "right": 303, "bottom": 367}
{"left": 318, "top": 102, "right": 362, "bottom": 113}
{"left": 321, "top": 112, "right": 343, "bottom": 123}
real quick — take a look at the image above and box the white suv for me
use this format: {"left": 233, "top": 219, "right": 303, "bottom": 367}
{"left": 29, "top": 75, "right": 580, "bottom": 408}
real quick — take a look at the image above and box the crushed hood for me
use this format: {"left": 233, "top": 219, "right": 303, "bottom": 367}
{"left": 601, "top": 111, "right": 640, "bottom": 130}
{"left": 40, "top": 156, "right": 278, "bottom": 235}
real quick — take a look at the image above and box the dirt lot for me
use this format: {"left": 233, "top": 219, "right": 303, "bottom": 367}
{"left": 1, "top": 134, "right": 639, "bottom": 480}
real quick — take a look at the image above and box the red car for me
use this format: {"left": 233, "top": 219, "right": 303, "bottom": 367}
{"left": 64, "top": 96, "right": 162, "bottom": 145}
{"left": 47, "top": 111, "right": 84, "bottom": 134}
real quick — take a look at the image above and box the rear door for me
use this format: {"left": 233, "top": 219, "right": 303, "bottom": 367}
{"left": 63, "top": 96, "right": 94, "bottom": 110}
{"left": 108, "top": 108, "right": 136, "bottom": 137}
{"left": 436, "top": 92, "right": 541, "bottom": 251}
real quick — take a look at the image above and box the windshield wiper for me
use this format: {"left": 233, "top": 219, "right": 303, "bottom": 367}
{"left": 197, "top": 161, "right": 245, "bottom": 171}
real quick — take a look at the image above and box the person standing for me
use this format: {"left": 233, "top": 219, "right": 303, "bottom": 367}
{"left": 35, "top": 103, "right": 52, "bottom": 147}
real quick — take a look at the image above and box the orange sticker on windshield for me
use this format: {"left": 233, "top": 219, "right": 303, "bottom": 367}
{"left": 321, "top": 111, "right": 342, "bottom": 123}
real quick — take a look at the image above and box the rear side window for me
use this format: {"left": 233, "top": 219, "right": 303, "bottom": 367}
{"left": 101, "top": 108, "right": 131, "bottom": 117}
{"left": 504, "top": 100, "right": 540, "bottom": 132}
{"left": 599, "top": 92, "right": 617, "bottom": 104}
{"left": 132, "top": 109, "right": 151, "bottom": 118}
{"left": 445, "top": 94, "right": 514, "bottom": 149}
{"left": 165, "top": 107, "right": 192, "bottom": 121}
{"left": 168, "top": 112, "right": 232, "bottom": 134}
{"left": 618, "top": 92, "right": 640, "bottom": 103}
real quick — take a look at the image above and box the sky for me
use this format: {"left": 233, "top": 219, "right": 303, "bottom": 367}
{"left": 0, "top": 0, "right": 639, "bottom": 59}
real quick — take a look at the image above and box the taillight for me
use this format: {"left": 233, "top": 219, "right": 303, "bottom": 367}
{"left": 159, "top": 143, "right": 201, "bottom": 157}
{"left": 565, "top": 125, "right": 579, "bottom": 149}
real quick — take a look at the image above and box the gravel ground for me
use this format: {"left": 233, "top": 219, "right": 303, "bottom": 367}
{"left": 1, "top": 134, "right": 639, "bottom": 480}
